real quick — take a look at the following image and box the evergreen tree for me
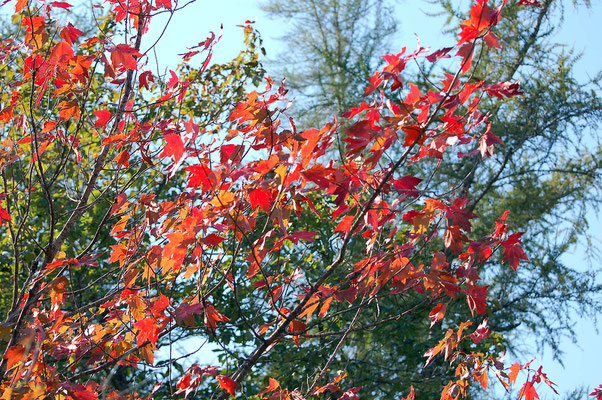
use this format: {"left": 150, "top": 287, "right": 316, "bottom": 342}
{"left": 261, "top": 0, "right": 396, "bottom": 127}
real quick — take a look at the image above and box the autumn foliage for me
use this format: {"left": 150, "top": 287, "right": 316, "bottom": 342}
{"left": 0, "top": 0, "right": 574, "bottom": 399}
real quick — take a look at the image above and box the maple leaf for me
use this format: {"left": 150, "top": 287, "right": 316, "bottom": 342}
{"left": 401, "top": 125, "right": 423, "bottom": 147}
{"left": 134, "top": 318, "right": 159, "bottom": 346}
{"left": 258, "top": 378, "right": 280, "bottom": 397}
{"left": 335, "top": 215, "right": 355, "bottom": 234}
{"left": 3, "top": 346, "right": 25, "bottom": 370}
{"left": 50, "top": 1, "right": 73, "bottom": 9}
{"left": 485, "top": 81, "right": 524, "bottom": 99}
{"left": 339, "top": 388, "right": 361, "bottom": 400}
{"left": 508, "top": 362, "right": 522, "bottom": 384}
{"left": 204, "top": 304, "right": 230, "bottom": 331}
{"left": 0, "top": 106, "right": 13, "bottom": 123}
{"left": 458, "top": 0, "right": 504, "bottom": 45}
{"left": 201, "top": 233, "right": 226, "bottom": 247}
{"left": 248, "top": 187, "right": 273, "bottom": 212}
{"left": 465, "top": 283, "right": 488, "bottom": 315}
{"left": 113, "top": 149, "right": 130, "bottom": 167}
{"left": 185, "top": 164, "right": 215, "bottom": 191}
{"left": 58, "top": 99, "right": 80, "bottom": 120}
{"left": 174, "top": 302, "right": 204, "bottom": 326}
{"left": 479, "top": 123, "right": 503, "bottom": 158}
{"left": 49, "top": 41, "right": 73, "bottom": 65}
{"left": 60, "top": 23, "right": 83, "bottom": 44}
{"left": 468, "top": 318, "right": 491, "bottom": 344}
{"left": 110, "top": 44, "right": 141, "bottom": 71}
{"left": 93, "top": 110, "right": 111, "bottom": 128}
{"left": 426, "top": 47, "right": 453, "bottom": 63}
{"left": 519, "top": 381, "right": 539, "bottom": 400}
{"left": 167, "top": 69, "right": 179, "bottom": 89}
{"left": 217, "top": 375, "right": 237, "bottom": 397}
{"left": 517, "top": 0, "right": 541, "bottom": 6}
{"left": 156, "top": 0, "right": 173, "bottom": 9}
{"left": 70, "top": 387, "right": 99, "bottom": 400}
{"left": 429, "top": 302, "right": 448, "bottom": 327}
{"left": 501, "top": 232, "right": 529, "bottom": 271}
{"left": 22, "top": 15, "right": 46, "bottom": 49}
{"left": 161, "top": 133, "right": 185, "bottom": 162}
{"left": 139, "top": 70, "right": 155, "bottom": 89}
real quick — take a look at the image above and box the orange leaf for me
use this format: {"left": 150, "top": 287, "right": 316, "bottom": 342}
{"left": 3, "top": 346, "right": 25, "bottom": 370}
{"left": 428, "top": 302, "right": 447, "bottom": 327}
{"left": 113, "top": 149, "right": 130, "bottom": 167}
{"left": 217, "top": 375, "right": 237, "bottom": 397}
{"left": 110, "top": 44, "right": 141, "bottom": 70}
{"left": 50, "top": 41, "right": 73, "bottom": 65}
{"left": 258, "top": 378, "right": 280, "bottom": 396}
{"left": 335, "top": 215, "right": 355, "bottom": 234}
{"left": 508, "top": 362, "right": 521, "bottom": 384}
{"left": 134, "top": 318, "right": 159, "bottom": 346}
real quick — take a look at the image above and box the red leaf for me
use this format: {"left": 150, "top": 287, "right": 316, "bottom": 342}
{"left": 69, "top": 387, "right": 99, "bottom": 400}
{"left": 249, "top": 188, "right": 272, "bottom": 212}
{"left": 401, "top": 125, "right": 423, "bottom": 147}
{"left": 501, "top": 232, "right": 529, "bottom": 271}
{"left": 113, "top": 149, "right": 130, "bottom": 167}
{"left": 519, "top": 381, "right": 539, "bottom": 400}
{"left": 0, "top": 205, "right": 10, "bottom": 222}
{"left": 185, "top": 164, "right": 214, "bottom": 191}
{"left": 139, "top": 70, "right": 155, "bottom": 89}
{"left": 485, "top": 81, "right": 524, "bottom": 99}
{"left": 15, "top": 0, "right": 27, "bottom": 12}
{"left": 134, "top": 318, "right": 159, "bottom": 346}
{"left": 517, "top": 0, "right": 541, "bottom": 6}
{"left": 201, "top": 233, "right": 226, "bottom": 247}
{"left": 50, "top": 41, "right": 73, "bottom": 65}
{"left": 156, "top": 0, "right": 172, "bottom": 9}
{"left": 217, "top": 375, "right": 237, "bottom": 397}
{"left": 204, "top": 304, "right": 230, "bottom": 331}
{"left": 478, "top": 123, "right": 503, "bottom": 158}
{"left": 93, "top": 110, "right": 111, "bottom": 128}
{"left": 286, "top": 231, "right": 318, "bottom": 244}
{"left": 483, "top": 32, "right": 501, "bottom": 49}
{"left": 335, "top": 215, "right": 355, "bottom": 234}
{"left": 0, "top": 106, "right": 13, "bottom": 123}
{"left": 426, "top": 47, "right": 453, "bottom": 63}
{"left": 458, "top": 0, "right": 504, "bottom": 45}
{"left": 50, "top": 1, "right": 73, "bottom": 9}
{"left": 167, "top": 70, "right": 178, "bottom": 89}
{"left": 468, "top": 318, "right": 490, "bottom": 344}
{"left": 174, "top": 302, "right": 204, "bottom": 326}
{"left": 161, "top": 134, "right": 185, "bottom": 162}
{"left": 60, "top": 23, "right": 83, "bottom": 44}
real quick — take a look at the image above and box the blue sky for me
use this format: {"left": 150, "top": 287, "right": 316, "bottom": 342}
{"left": 145, "top": 0, "right": 602, "bottom": 397}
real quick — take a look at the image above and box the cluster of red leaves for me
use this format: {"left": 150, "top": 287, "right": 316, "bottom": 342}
{"left": 0, "top": 0, "right": 556, "bottom": 400}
